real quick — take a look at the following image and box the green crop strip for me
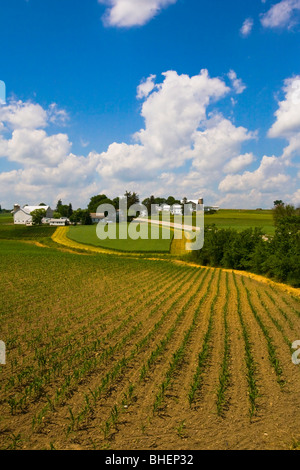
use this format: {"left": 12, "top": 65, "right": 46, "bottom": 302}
{"left": 242, "top": 278, "right": 285, "bottom": 388}
{"left": 233, "top": 273, "right": 259, "bottom": 418}
{"left": 216, "top": 272, "right": 231, "bottom": 416}
{"left": 188, "top": 270, "right": 221, "bottom": 407}
{"left": 152, "top": 269, "right": 217, "bottom": 413}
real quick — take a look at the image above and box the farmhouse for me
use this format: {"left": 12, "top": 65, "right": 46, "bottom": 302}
{"left": 180, "top": 198, "right": 220, "bottom": 213}
{"left": 162, "top": 204, "right": 171, "bottom": 212}
{"left": 90, "top": 213, "right": 105, "bottom": 224}
{"left": 48, "top": 218, "right": 69, "bottom": 226}
{"left": 12, "top": 204, "right": 53, "bottom": 225}
{"left": 205, "top": 206, "right": 220, "bottom": 213}
{"left": 172, "top": 204, "right": 183, "bottom": 215}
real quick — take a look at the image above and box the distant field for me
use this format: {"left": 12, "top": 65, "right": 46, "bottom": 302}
{"left": 0, "top": 221, "right": 56, "bottom": 240}
{"left": 150, "top": 209, "right": 275, "bottom": 236}
{"left": 0, "top": 239, "right": 300, "bottom": 450}
{"left": 203, "top": 209, "right": 275, "bottom": 235}
{"left": 0, "top": 213, "right": 13, "bottom": 225}
{"left": 68, "top": 223, "right": 174, "bottom": 253}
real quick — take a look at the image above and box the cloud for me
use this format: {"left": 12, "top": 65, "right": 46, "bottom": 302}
{"left": 0, "top": 129, "right": 71, "bottom": 166}
{"left": 0, "top": 101, "right": 48, "bottom": 130}
{"left": 223, "top": 152, "right": 255, "bottom": 173}
{"left": 95, "top": 70, "right": 232, "bottom": 183}
{"left": 240, "top": 17, "right": 254, "bottom": 37}
{"left": 137, "top": 75, "right": 156, "bottom": 99}
{"left": 267, "top": 75, "right": 300, "bottom": 175}
{"left": 0, "top": 71, "right": 298, "bottom": 210}
{"left": 261, "top": 0, "right": 300, "bottom": 29}
{"left": 219, "top": 155, "right": 290, "bottom": 193}
{"left": 291, "top": 188, "right": 300, "bottom": 205}
{"left": 228, "top": 70, "right": 247, "bottom": 94}
{"left": 0, "top": 100, "right": 71, "bottom": 166}
{"left": 217, "top": 76, "right": 300, "bottom": 206}
{"left": 190, "top": 115, "right": 255, "bottom": 172}
{"left": 99, "top": 0, "right": 177, "bottom": 27}
{"left": 268, "top": 76, "right": 300, "bottom": 139}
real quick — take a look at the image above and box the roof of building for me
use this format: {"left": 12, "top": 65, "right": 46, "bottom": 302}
{"left": 16, "top": 205, "right": 50, "bottom": 215}
{"left": 90, "top": 213, "right": 105, "bottom": 218}
{"left": 48, "top": 218, "right": 67, "bottom": 223}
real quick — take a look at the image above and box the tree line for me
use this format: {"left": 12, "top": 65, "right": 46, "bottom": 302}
{"left": 30, "top": 192, "right": 182, "bottom": 226}
{"left": 192, "top": 202, "right": 300, "bottom": 287}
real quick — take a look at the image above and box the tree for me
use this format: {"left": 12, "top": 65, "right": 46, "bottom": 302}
{"left": 124, "top": 191, "right": 140, "bottom": 208}
{"left": 67, "top": 203, "right": 73, "bottom": 218}
{"left": 122, "top": 191, "right": 140, "bottom": 222}
{"left": 274, "top": 200, "right": 284, "bottom": 207}
{"left": 69, "top": 209, "right": 92, "bottom": 225}
{"left": 39, "top": 203, "right": 47, "bottom": 206}
{"left": 55, "top": 199, "right": 72, "bottom": 218}
{"left": 166, "top": 196, "right": 180, "bottom": 206}
{"left": 142, "top": 195, "right": 157, "bottom": 215}
{"left": 81, "top": 210, "right": 93, "bottom": 225}
{"left": 88, "top": 195, "right": 113, "bottom": 213}
{"left": 112, "top": 197, "right": 120, "bottom": 210}
{"left": 154, "top": 197, "right": 167, "bottom": 206}
{"left": 70, "top": 209, "right": 84, "bottom": 225}
{"left": 31, "top": 209, "right": 46, "bottom": 225}
{"left": 273, "top": 203, "right": 297, "bottom": 226}
{"left": 56, "top": 199, "right": 63, "bottom": 212}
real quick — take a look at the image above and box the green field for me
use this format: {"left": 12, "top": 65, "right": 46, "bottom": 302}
{"left": 203, "top": 209, "right": 275, "bottom": 235}
{"left": 68, "top": 223, "right": 174, "bottom": 253}
{"left": 0, "top": 213, "right": 13, "bottom": 225}
{"left": 150, "top": 209, "right": 275, "bottom": 236}
{"left": 0, "top": 214, "right": 56, "bottom": 240}
{"left": 0, "top": 236, "right": 299, "bottom": 450}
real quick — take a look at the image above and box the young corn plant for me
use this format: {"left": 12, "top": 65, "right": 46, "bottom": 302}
{"left": 233, "top": 273, "right": 259, "bottom": 418}
{"left": 216, "top": 272, "right": 231, "bottom": 417}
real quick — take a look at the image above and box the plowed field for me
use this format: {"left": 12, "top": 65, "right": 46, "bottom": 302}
{"left": 0, "top": 239, "right": 300, "bottom": 450}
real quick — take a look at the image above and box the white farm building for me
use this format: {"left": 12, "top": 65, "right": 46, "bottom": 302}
{"left": 12, "top": 204, "right": 53, "bottom": 225}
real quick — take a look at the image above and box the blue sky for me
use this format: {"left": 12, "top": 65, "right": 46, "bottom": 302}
{"left": 0, "top": 0, "right": 299, "bottom": 208}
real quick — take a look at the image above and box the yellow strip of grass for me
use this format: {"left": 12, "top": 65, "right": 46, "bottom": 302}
{"left": 173, "top": 260, "right": 300, "bottom": 298}
{"left": 52, "top": 227, "right": 300, "bottom": 298}
{"left": 51, "top": 227, "right": 127, "bottom": 256}
{"left": 51, "top": 227, "right": 168, "bottom": 258}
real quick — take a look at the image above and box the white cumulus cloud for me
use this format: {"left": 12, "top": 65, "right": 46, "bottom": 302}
{"left": 99, "top": 0, "right": 177, "bottom": 27}
{"left": 0, "top": 71, "right": 298, "bottom": 210}
{"left": 240, "top": 17, "right": 254, "bottom": 37}
{"left": 261, "top": 0, "right": 300, "bottom": 29}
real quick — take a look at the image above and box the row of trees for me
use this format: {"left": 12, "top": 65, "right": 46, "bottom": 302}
{"left": 86, "top": 192, "right": 182, "bottom": 222}
{"left": 193, "top": 202, "right": 300, "bottom": 287}
{"left": 0, "top": 205, "right": 10, "bottom": 214}
{"left": 87, "top": 193, "right": 181, "bottom": 213}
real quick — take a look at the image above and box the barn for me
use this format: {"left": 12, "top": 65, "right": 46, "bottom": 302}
{"left": 12, "top": 204, "right": 53, "bottom": 225}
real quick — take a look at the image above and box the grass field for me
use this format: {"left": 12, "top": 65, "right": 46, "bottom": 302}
{"left": 0, "top": 235, "right": 300, "bottom": 450}
{"left": 67, "top": 223, "right": 174, "bottom": 253}
{"left": 0, "top": 213, "right": 56, "bottom": 240}
{"left": 0, "top": 224, "right": 56, "bottom": 240}
{"left": 151, "top": 209, "right": 275, "bottom": 235}
{"left": 203, "top": 209, "right": 275, "bottom": 235}
{"left": 0, "top": 213, "right": 13, "bottom": 225}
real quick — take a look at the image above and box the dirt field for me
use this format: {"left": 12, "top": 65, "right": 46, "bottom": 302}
{"left": 0, "top": 239, "right": 300, "bottom": 450}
